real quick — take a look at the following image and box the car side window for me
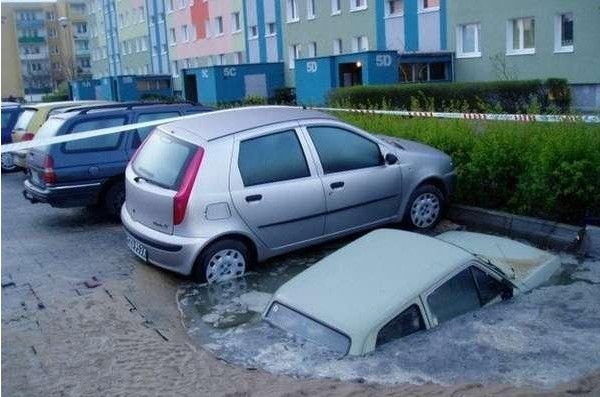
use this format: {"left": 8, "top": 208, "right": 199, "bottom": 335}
{"left": 238, "top": 130, "right": 310, "bottom": 187}
{"left": 376, "top": 304, "right": 425, "bottom": 347}
{"left": 63, "top": 117, "right": 126, "bottom": 152}
{"left": 471, "top": 266, "right": 507, "bottom": 305}
{"left": 427, "top": 267, "right": 481, "bottom": 325}
{"left": 307, "top": 126, "right": 383, "bottom": 174}
{"left": 133, "top": 111, "right": 180, "bottom": 148}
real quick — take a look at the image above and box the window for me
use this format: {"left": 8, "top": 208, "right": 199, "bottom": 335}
{"left": 419, "top": 0, "right": 439, "bottom": 11}
{"left": 179, "top": 0, "right": 186, "bottom": 9}
{"left": 234, "top": 51, "right": 243, "bottom": 64}
{"left": 248, "top": 25, "right": 258, "bottom": 38}
{"left": 133, "top": 112, "right": 180, "bottom": 147}
{"left": 427, "top": 267, "right": 481, "bottom": 325}
{"left": 169, "top": 28, "right": 176, "bottom": 44}
{"left": 350, "top": 0, "right": 367, "bottom": 12}
{"left": 307, "top": 0, "right": 315, "bottom": 19}
{"left": 555, "top": 13, "right": 573, "bottom": 53}
{"left": 231, "top": 12, "right": 241, "bottom": 32}
{"left": 376, "top": 305, "right": 425, "bottom": 347}
{"left": 333, "top": 38, "right": 342, "bottom": 55}
{"left": 456, "top": 23, "right": 481, "bottom": 58}
{"left": 182, "top": 24, "right": 189, "bottom": 42}
{"left": 288, "top": 44, "right": 300, "bottom": 69}
{"left": 308, "top": 42, "right": 317, "bottom": 57}
{"left": 214, "top": 16, "right": 223, "bottom": 35}
{"left": 266, "top": 22, "right": 276, "bottom": 36}
{"left": 63, "top": 117, "right": 126, "bottom": 152}
{"left": 507, "top": 17, "right": 535, "bottom": 55}
{"left": 307, "top": 127, "right": 382, "bottom": 174}
{"left": 286, "top": 0, "right": 298, "bottom": 22}
{"left": 171, "top": 60, "right": 179, "bottom": 76}
{"left": 167, "top": 0, "right": 174, "bottom": 12}
{"left": 471, "top": 267, "right": 509, "bottom": 305}
{"left": 352, "top": 35, "right": 369, "bottom": 52}
{"left": 386, "top": 0, "right": 403, "bottom": 16}
{"left": 46, "top": 11, "right": 55, "bottom": 20}
{"left": 331, "top": 0, "right": 341, "bottom": 15}
{"left": 138, "top": 6, "right": 144, "bottom": 22}
{"left": 238, "top": 130, "right": 310, "bottom": 187}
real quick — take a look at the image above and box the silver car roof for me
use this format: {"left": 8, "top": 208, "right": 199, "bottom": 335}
{"left": 158, "top": 106, "right": 337, "bottom": 141}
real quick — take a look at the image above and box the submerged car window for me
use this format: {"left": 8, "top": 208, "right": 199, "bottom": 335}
{"left": 427, "top": 267, "right": 481, "bottom": 325}
{"left": 265, "top": 302, "right": 350, "bottom": 356}
{"left": 376, "top": 304, "right": 426, "bottom": 347}
{"left": 307, "top": 126, "right": 383, "bottom": 174}
{"left": 134, "top": 111, "right": 180, "bottom": 148}
{"left": 238, "top": 130, "right": 310, "bottom": 187}
{"left": 132, "top": 130, "right": 197, "bottom": 190}
{"left": 63, "top": 117, "right": 126, "bottom": 152}
{"left": 14, "top": 109, "right": 36, "bottom": 130}
{"left": 471, "top": 267, "right": 506, "bottom": 305}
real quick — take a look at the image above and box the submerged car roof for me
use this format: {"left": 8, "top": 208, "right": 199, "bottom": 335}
{"left": 158, "top": 106, "right": 337, "bottom": 141}
{"left": 270, "top": 229, "right": 473, "bottom": 343}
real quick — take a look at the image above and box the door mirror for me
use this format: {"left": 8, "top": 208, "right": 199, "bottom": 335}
{"left": 385, "top": 153, "right": 398, "bottom": 165}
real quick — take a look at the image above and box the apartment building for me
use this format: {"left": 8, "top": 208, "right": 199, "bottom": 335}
{"left": 1, "top": 0, "right": 91, "bottom": 100}
{"left": 448, "top": 0, "right": 600, "bottom": 111}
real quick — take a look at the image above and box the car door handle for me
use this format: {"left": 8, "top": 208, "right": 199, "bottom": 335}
{"left": 245, "top": 194, "right": 262, "bottom": 202}
{"left": 330, "top": 181, "right": 344, "bottom": 189}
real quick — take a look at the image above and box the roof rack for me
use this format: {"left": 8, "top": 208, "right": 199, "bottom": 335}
{"left": 62, "top": 101, "right": 200, "bottom": 114}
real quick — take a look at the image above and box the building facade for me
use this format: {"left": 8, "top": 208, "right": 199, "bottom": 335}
{"left": 448, "top": 0, "right": 600, "bottom": 111}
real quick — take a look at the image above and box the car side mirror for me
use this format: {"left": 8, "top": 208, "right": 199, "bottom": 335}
{"left": 385, "top": 153, "right": 398, "bottom": 165}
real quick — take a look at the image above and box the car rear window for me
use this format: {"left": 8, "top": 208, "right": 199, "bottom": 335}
{"left": 265, "top": 302, "right": 350, "bottom": 356}
{"left": 14, "top": 109, "right": 36, "bottom": 130}
{"left": 35, "top": 118, "right": 67, "bottom": 141}
{"left": 132, "top": 130, "right": 198, "bottom": 190}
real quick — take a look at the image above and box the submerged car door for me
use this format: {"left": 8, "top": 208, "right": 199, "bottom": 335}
{"left": 301, "top": 123, "right": 401, "bottom": 235}
{"left": 229, "top": 123, "right": 326, "bottom": 249}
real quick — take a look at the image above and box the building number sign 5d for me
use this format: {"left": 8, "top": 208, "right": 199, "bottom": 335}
{"left": 306, "top": 61, "right": 318, "bottom": 73}
{"left": 376, "top": 54, "right": 392, "bottom": 67}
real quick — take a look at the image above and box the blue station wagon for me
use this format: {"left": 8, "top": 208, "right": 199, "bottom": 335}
{"left": 23, "top": 102, "right": 212, "bottom": 217}
{"left": 1, "top": 102, "right": 23, "bottom": 172}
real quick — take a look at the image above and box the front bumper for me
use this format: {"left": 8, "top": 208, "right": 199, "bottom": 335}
{"left": 443, "top": 170, "right": 458, "bottom": 200}
{"left": 121, "top": 204, "right": 209, "bottom": 275}
{"left": 23, "top": 179, "right": 102, "bottom": 208}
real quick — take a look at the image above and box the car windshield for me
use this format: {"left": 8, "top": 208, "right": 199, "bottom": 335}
{"left": 14, "top": 109, "right": 36, "bottom": 130}
{"left": 132, "top": 130, "right": 198, "bottom": 190}
{"left": 264, "top": 302, "right": 350, "bottom": 356}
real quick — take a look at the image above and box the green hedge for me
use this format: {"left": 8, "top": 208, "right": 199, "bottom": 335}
{"left": 335, "top": 112, "right": 600, "bottom": 224}
{"left": 328, "top": 79, "right": 571, "bottom": 114}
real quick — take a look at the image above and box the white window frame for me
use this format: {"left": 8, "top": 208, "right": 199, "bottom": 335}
{"left": 248, "top": 25, "right": 258, "bottom": 39}
{"left": 456, "top": 23, "right": 481, "bottom": 59}
{"left": 418, "top": 0, "right": 439, "bottom": 13}
{"left": 350, "top": 0, "right": 367, "bottom": 12}
{"left": 308, "top": 41, "right": 317, "bottom": 57}
{"left": 182, "top": 24, "right": 189, "bottom": 42}
{"left": 231, "top": 12, "right": 241, "bottom": 33}
{"left": 287, "top": 0, "right": 299, "bottom": 23}
{"left": 331, "top": 0, "right": 341, "bottom": 16}
{"left": 333, "top": 38, "right": 342, "bottom": 55}
{"left": 288, "top": 44, "right": 300, "bottom": 69}
{"left": 266, "top": 22, "right": 277, "bottom": 37}
{"left": 352, "top": 35, "right": 369, "bottom": 52}
{"left": 307, "top": 0, "right": 316, "bottom": 19}
{"left": 554, "top": 13, "right": 574, "bottom": 53}
{"left": 385, "top": 0, "right": 404, "bottom": 17}
{"left": 169, "top": 27, "right": 176, "bottom": 45}
{"left": 506, "top": 17, "right": 535, "bottom": 56}
{"left": 214, "top": 16, "right": 224, "bottom": 36}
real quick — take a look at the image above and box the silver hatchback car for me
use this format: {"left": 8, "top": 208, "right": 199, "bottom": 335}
{"left": 121, "top": 106, "right": 456, "bottom": 283}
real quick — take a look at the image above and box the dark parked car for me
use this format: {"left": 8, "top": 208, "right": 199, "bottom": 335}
{"left": 2, "top": 102, "right": 23, "bottom": 172}
{"left": 23, "top": 102, "right": 212, "bottom": 217}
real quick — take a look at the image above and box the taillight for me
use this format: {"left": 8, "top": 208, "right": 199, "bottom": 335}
{"left": 173, "top": 147, "right": 204, "bottom": 225}
{"left": 42, "top": 154, "right": 57, "bottom": 184}
{"left": 22, "top": 132, "right": 35, "bottom": 141}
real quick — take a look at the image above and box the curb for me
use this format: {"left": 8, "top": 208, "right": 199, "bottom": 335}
{"left": 447, "top": 204, "right": 589, "bottom": 254}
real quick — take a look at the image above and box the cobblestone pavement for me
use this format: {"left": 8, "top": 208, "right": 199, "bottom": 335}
{"left": 2, "top": 172, "right": 599, "bottom": 396}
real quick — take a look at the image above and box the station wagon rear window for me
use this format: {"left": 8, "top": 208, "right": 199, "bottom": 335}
{"left": 132, "top": 130, "right": 198, "bottom": 190}
{"left": 265, "top": 302, "right": 350, "bottom": 356}
{"left": 14, "top": 109, "right": 36, "bottom": 130}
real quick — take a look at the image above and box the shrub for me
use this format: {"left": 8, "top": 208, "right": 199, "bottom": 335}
{"left": 328, "top": 79, "right": 571, "bottom": 114}
{"left": 334, "top": 112, "right": 600, "bottom": 224}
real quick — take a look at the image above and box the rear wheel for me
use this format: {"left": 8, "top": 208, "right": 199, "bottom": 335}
{"left": 1, "top": 153, "right": 18, "bottom": 173}
{"left": 404, "top": 184, "right": 445, "bottom": 231}
{"left": 193, "top": 239, "right": 250, "bottom": 284}
{"left": 103, "top": 180, "right": 125, "bottom": 220}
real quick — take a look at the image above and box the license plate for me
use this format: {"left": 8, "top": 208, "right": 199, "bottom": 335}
{"left": 126, "top": 235, "right": 147, "bottom": 261}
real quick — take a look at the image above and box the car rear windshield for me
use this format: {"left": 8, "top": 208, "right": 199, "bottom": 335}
{"left": 265, "top": 302, "right": 350, "bottom": 356}
{"left": 14, "top": 109, "right": 36, "bottom": 130}
{"left": 132, "top": 130, "right": 198, "bottom": 190}
{"left": 35, "top": 118, "right": 66, "bottom": 140}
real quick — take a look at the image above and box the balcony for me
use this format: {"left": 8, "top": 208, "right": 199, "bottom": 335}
{"left": 20, "top": 52, "right": 49, "bottom": 60}
{"left": 18, "top": 36, "right": 46, "bottom": 44}
{"left": 75, "top": 48, "right": 91, "bottom": 56}
{"left": 15, "top": 18, "right": 45, "bottom": 28}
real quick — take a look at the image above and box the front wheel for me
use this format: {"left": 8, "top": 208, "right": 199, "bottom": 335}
{"left": 193, "top": 239, "right": 250, "bottom": 284}
{"left": 1, "top": 153, "right": 19, "bottom": 173}
{"left": 404, "top": 184, "right": 445, "bottom": 231}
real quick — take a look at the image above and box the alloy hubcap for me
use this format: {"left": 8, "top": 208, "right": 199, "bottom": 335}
{"left": 1, "top": 153, "right": 16, "bottom": 171}
{"left": 206, "top": 249, "right": 246, "bottom": 284}
{"left": 410, "top": 193, "right": 440, "bottom": 229}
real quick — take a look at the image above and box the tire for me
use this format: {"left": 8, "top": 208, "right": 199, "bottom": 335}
{"left": 193, "top": 239, "right": 250, "bottom": 284}
{"left": 1, "top": 153, "right": 19, "bottom": 173}
{"left": 404, "top": 184, "right": 445, "bottom": 231}
{"left": 103, "top": 180, "right": 125, "bottom": 220}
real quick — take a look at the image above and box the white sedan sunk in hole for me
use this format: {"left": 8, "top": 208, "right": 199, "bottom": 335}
{"left": 263, "top": 229, "right": 560, "bottom": 356}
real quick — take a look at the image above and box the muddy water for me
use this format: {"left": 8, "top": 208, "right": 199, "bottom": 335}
{"left": 178, "top": 243, "right": 600, "bottom": 388}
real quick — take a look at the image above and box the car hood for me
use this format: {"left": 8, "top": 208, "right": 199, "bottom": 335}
{"left": 436, "top": 231, "right": 561, "bottom": 292}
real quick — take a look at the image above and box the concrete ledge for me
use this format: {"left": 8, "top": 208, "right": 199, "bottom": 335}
{"left": 447, "top": 204, "right": 585, "bottom": 253}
